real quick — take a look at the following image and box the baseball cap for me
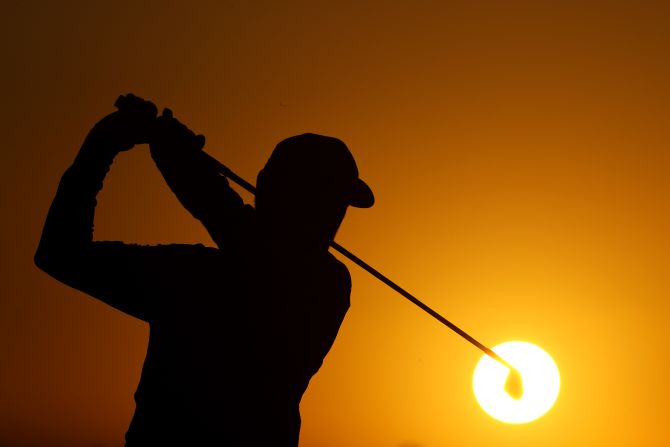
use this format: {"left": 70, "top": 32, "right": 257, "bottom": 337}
{"left": 263, "top": 133, "right": 374, "bottom": 208}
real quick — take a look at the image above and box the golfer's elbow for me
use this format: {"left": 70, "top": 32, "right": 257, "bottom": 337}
{"left": 33, "top": 247, "right": 47, "bottom": 272}
{"left": 34, "top": 239, "right": 76, "bottom": 278}
{"left": 34, "top": 242, "right": 59, "bottom": 275}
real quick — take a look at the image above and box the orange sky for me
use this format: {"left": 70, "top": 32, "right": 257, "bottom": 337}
{"left": 2, "top": 1, "right": 669, "bottom": 446}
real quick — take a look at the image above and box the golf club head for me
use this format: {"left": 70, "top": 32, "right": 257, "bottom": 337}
{"left": 504, "top": 368, "right": 524, "bottom": 400}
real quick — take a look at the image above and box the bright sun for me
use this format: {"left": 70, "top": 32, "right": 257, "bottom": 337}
{"left": 473, "top": 341, "right": 560, "bottom": 424}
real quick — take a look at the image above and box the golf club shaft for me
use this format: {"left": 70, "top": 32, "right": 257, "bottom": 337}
{"left": 201, "top": 151, "right": 513, "bottom": 370}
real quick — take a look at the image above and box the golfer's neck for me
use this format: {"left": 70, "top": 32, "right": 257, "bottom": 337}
{"left": 264, "top": 233, "right": 331, "bottom": 258}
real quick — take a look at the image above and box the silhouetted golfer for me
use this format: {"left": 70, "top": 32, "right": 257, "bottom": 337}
{"left": 34, "top": 94, "right": 374, "bottom": 445}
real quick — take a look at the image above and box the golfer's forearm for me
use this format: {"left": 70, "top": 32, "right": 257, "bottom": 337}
{"left": 34, "top": 139, "right": 117, "bottom": 275}
{"left": 151, "top": 148, "right": 245, "bottom": 246}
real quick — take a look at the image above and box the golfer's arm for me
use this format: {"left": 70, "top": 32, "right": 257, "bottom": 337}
{"left": 150, "top": 147, "right": 248, "bottom": 249}
{"left": 34, "top": 140, "right": 154, "bottom": 321}
{"left": 305, "top": 262, "right": 352, "bottom": 371}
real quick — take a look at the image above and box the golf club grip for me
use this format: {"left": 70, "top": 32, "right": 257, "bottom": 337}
{"left": 200, "top": 150, "right": 512, "bottom": 370}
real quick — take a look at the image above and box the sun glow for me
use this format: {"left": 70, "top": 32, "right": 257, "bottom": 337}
{"left": 473, "top": 341, "right": 560, "bottom": 424}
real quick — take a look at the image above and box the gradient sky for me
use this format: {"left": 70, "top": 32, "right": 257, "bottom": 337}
{"left": 2, "top": 1, "right": 669, "bottom": 446}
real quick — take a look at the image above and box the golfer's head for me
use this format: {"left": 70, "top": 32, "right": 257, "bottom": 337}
{"left": 256, "top": 133, "right": 374, "bottom": 246}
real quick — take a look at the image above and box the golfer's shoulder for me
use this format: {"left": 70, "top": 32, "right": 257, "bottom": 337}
{"left": 138, "top": 243, "right": 223, "bottom": 269}
{"left": 146, "top": 243, "right": 219, "bottom": 257}
{"left": 324, "top": 252, "right": 352, "bottom": 293}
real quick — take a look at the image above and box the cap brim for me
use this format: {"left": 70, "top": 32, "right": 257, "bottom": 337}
{"left": 349, "top": 178, "right": 375, "bottom": 208}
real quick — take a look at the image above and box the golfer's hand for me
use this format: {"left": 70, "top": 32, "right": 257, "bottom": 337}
{"left": 149, "top": 108, "right": 206, "bottom": 158}
{"left": 85, "top": 93, "right": 158, "bottom": 153}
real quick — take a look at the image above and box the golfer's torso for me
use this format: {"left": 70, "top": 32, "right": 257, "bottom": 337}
{"left": 125, "top": 247, "right": 350, "bottom": 444}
